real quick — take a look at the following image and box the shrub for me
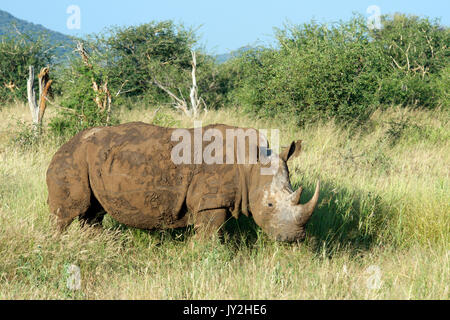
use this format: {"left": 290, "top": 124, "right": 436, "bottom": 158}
{"left": 0, "top": 33, "right": 52, "bottom": 104}
{"left": 49, "top": 41, "right": 118, "bottom": 138}
{"left": 228, "top": 14, "right": 449, "bottom": 125}
{"left": 152, "top": 111, "right": 180, "bottom": 127}
{"left": 374, "top": 14, "right": 449, "bottom": 109}
{"left": 74, "top": 21, "right": 226, "bottom": 110}
{"left": 9, "top": 120, "right": 41, "bottom": 150}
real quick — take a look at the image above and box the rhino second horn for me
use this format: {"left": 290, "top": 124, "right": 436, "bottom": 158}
{"left": 297, "top": 181, "right": 320, "bottom": 224}
{"left": 291, "top": 186, "right": 303, "bottom": 205}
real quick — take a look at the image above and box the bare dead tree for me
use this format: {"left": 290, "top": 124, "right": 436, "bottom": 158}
{"left": 154, "top": 51, "right": 207, "bottom": 118}
{"left": 27, "top": 66, "right": 53, "bottom": 134}
{"left": 75, "top": 41, "right": 92, "bottom": 68}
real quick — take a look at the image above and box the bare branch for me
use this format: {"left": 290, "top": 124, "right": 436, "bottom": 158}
{"left": 4, "top": 81, "right": 17, "bottom": 92}
{"left": 115, "top": 80, "right": 129, "bottom": 97}
{"left": 391, "top": 57, "right": 403, "bottom": 70}
{"left": 405, "top": 43, "right": 411, "bottom": 71}
{"left": 38, "top": 79, "right": 53, "bottom": 123}
{"left": 37, "top": 67, "right": 51, "bottom": 123}
{"left": 189, "top": 51, "right": 200, "bottom": 118}
{"left": 75, "top": 41, "right": 112, "bottom": 122}
{"left": 12, "top": 23, "right": 23, "bottom": 36}
{"left": 43, "top": 96, "right": 78, "bottom": 114}
{"left": 422, "top": 29, "right": 435, "bottom": 58}
{"left": 27, "top": 66, "right": 53, "bottom": 134}
{"left": 75, "top": 41, "right": 92, "bottom": 68}
{"left": 154, "top": 79, "right": 189, "bottom": 112}
{"left": 152, "top": 106, "right": 162, "bottom": 118}
{"left": 153, "top": 50, "right": 207, "bottom": 118}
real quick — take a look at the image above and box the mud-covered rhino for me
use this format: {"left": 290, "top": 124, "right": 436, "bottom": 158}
{"left": 47, "top": 122, "right": 319, "bottom": 242}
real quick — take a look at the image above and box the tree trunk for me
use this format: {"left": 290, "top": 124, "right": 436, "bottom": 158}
{"left": 27, "top": 66, "right": 39, "bottom": 132}
{"left": 154, "top": 50, "right": 207, "bottom": 119}
{"left": 27, "top": 66, "right": 52, "bottom": 135}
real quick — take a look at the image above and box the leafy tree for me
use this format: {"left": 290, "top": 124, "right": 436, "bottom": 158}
{"left": 227, "top": 14, "right": 449, "bottom": 125}
{"left": 0, "top": 32, "right": 52, "bottom": 103}
{"left": 49, "top": 41, "right": 117, "bottom": 137}
{"left": 373, "top": 14, "right": 450, "bottom": 108}
{"left": 95, "top": 21, "right": 225, "bottom": 109}
{"left": 102, "top": 21, "right": 195, "bottom": 102}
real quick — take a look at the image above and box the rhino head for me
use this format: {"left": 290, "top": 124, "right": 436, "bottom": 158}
{"left": 247, "top": 140, "right": 320, "bottom": 242}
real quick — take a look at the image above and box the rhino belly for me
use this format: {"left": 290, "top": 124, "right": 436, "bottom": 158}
{"left": 89, "top": 144, "right": 191, "bottom": 229}
{"left": 95, "top": 185, "right": 185, "bottom": 229}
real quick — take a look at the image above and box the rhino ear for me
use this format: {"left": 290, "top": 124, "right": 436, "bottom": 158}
{"left": 280, "top": 140, "right": 302, "bottom": 162}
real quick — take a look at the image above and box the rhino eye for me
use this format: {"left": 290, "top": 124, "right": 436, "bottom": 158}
{"left": 268, "top": 203, "right": 273, "bottom": 207}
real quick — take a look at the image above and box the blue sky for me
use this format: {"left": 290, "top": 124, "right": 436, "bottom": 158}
{"left": 1, "top": 0, "right": 449, "bottom": 54}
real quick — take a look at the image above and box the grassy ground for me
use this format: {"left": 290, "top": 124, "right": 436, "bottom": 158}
{"left": 0, "top": 102, "right": 448, "bottom": 299}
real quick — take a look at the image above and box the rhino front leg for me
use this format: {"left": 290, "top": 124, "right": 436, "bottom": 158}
{"left": 193, "top": 209, "right": 228, "bottom": 240}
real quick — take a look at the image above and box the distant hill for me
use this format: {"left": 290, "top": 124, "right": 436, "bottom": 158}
{"left": 1, "top": 9, "right": 254, "bottom": 64}
{"left": 0, "top": 9, "right": 73, "bottom": 55}
{"left": 215, "top": 46, "right": 256, "bottom": 64}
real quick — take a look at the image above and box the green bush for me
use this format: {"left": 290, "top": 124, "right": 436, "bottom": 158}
{"left": 152, "top": 111, "right": 180, "bottom": 127}
{"left": 374, "top": 14, "right": 449, "bottom": 109}
{"left": 66, "top": 21, "right": 227, "bottom": 110}
{"left": 227, "top": 14, "right": 449, "bottom": 125}
{"left": 9, "top": 120, "right": 41, "bottom": 150}
{"left": 434, "top": 64, "right": 450, "bottom": 109}
{"left": 102, "top": 21, "right": 195, "bottom": 100}
{"left": 49, "top": 41, "right": 118, "bottom": 137}
{"left": 0, "top": 33, "right": 52, "bottom": 104}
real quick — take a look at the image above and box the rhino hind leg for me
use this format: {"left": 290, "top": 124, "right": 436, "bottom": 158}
{"left": 79, "top": 195, "right": 106, "bottom": 229}
{"left": 47, "top": 174, "right": 93, "bottom": 232}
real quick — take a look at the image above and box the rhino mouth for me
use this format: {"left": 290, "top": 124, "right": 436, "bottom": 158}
{"left": 273, "top": 229, "right": 307, "bottom": 242}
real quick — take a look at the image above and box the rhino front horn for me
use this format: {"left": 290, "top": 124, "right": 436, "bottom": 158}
{"left": 297, "top": 181, "right": 320, "bottom": 224}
